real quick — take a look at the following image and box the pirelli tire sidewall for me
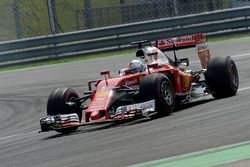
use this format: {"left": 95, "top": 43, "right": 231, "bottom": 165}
{"left": 205, "top": 56, "right": 239, "bottom": 99}
{"left": 47, "top": 88, "right": 82, "bottom": 133}
{"left": 139, "top": 73, "right": 175, "bottom": 116}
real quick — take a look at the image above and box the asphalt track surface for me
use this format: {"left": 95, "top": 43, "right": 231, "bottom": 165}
{"left": 0, "top": 37, "right": 250, "bottom": 167}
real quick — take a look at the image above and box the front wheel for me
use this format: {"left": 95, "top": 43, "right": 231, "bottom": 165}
{"left": 47, "top": 88, "right": 82, "bottom": 133}
{"left": 139, "top": 73, "right": 175, "bottom": 117}
{"left": 205, "top": 56, "right": 239, "bottom": 99}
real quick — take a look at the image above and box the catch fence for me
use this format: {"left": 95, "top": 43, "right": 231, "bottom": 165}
{"left": 0, "top": 0, "right": 236, "bottom": 42}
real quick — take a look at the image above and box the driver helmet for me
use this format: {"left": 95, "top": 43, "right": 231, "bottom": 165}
{"left": 129, "top": 59, "right": 146, "bottom": 74}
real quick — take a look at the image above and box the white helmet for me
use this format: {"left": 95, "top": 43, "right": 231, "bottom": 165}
{"left": 129, "top": 60, "right": 146, "bottom": 74}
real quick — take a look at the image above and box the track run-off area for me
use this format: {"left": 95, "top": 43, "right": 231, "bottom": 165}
{"left": 0, "top": 37, "right": 250, "bottom": 167}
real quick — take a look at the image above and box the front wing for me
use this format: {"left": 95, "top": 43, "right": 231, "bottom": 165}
{"left": 39, "top": 100, "right": 156, "bottom": 133}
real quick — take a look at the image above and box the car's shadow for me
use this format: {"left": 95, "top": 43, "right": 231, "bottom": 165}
{"left": 42, "top": 118, "right": 152, "bottom": 140}
{"left": 174, "top": 97, "right": 215, "bottom": 112}
{"left": 42, "top": 97, "right": 215, "bottom": 140}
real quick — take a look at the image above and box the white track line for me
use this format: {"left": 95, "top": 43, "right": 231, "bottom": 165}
{"left": 0, "top": 130, "right": 38, "bottom": 142}
{"left": 130, "top": 140, "right": 250, "bottom": 167}
{"left": 231, "top": 53, "right": 250, "bottom": 58}
{"left": 238, "top": 87, "right": 250, "bottom": 92}
{"left": 0, "top": 134, "right": 19, "bottom": 141}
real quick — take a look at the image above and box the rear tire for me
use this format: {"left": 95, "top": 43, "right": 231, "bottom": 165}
{"left": 47, "top": 88, "right": 82, "bottom": 133}
{"left": 205, "top": 56, "right": 239, "bottom": 99}
{"left": 139, "top": 73, "right": 175, "bottom": 117}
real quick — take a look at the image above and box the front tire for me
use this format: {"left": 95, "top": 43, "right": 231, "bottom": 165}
{"left": 205, "top": 56, "right": 239, "bottom": 98}
{"left": 47, "top": 88, "right": 82, "bottom": 133}
{"left": 139, "top": 73, "right": 175, "bottom": 117}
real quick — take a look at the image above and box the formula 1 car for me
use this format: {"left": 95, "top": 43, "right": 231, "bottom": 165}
{"left": 39, "top": 34, "right": 239, "bottom": 133}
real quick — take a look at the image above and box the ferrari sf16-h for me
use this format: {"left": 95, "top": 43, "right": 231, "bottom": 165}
{"left": 39, "top": 34, "right": 239, "bottom": 133}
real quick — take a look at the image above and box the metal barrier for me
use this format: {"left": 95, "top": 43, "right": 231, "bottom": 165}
{"left": 0, "top": 7, "right": 249, "bottom": 67}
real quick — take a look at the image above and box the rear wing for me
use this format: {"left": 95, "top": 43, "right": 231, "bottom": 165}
{"left": 156, "top": 34, "right": 210, "bottom": 69}
{"left": 156, "top": 34, "right": 207, "bottom": 51}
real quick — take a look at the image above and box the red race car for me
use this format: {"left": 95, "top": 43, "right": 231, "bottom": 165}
{"left": 39, "top": 34, "right": 239, "bottom": 133}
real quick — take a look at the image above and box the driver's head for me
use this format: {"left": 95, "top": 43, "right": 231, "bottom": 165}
{"left": 129, "top": 59, "right": 146, "bottom": 74}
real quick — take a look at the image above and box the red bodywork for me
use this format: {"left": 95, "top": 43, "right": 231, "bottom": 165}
{"left": 84, "top": 34, "right": 210, "bottom": 122}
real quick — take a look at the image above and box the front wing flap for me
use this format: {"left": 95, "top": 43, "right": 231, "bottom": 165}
{"left": 113, "top": 99, "right": 156, "bottom": 118}
{"left": 40, "top": 113, "right": 80, "bottom": 132}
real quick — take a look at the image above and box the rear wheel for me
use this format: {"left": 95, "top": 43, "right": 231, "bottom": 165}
{"left": 139, "top": 73, "right": 175, "bottom": 117}
{"left": 47, "top": 88, "right": 82, "bottom": 133}
{"left": 205, "top": 56, "right": 239, "bottom": 98}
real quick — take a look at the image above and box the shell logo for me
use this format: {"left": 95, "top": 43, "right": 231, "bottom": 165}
{"left": 183, "top": 75, "right": 190, "bottom": 89}
{"left": 96, "top": 91, "right": 109, "bottom": 97}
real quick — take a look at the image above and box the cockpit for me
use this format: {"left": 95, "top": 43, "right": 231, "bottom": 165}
{"left": 136, "top": 46, "right": 173, "bottom": 66}
{"left": 119, "top": 43, "right": 175, "bottom": 76}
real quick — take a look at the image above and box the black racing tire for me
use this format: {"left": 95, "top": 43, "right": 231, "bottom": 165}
{"left": 47, "top": 88, "right": 82, "bottom": 133}
{"left": 139, "top": 73, "right": 175, "bottom": 117}
{"left": 205, "top": 56, "right": 239, "bottom": 99}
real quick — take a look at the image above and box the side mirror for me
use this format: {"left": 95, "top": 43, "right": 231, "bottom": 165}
{"left": 100, "top": 70, "right": 111, "bottom": 77}
{"left": 136, "top": 49, "right": 146, "bottom": 58}
{"left": 118, "top": 68, "right": 130, "bottom": 76}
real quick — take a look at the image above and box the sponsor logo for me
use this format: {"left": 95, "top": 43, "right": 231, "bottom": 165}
{"left": 96, "top": 91, "right": 109, "bottom": 97}
{"left": 158, "top": 35, "right": 194, "bottom": 46}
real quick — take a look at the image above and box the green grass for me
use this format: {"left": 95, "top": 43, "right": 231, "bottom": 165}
{"left": 19, "top": 0, "right": 50, "bottom": 37}
{"left": 0, "top": 0, "right": 17, "bottom": 41}
{"left": 55, "top": 0, "right": 84, "bottom": 33}
{"left": 0, "top": 0, "right": 134, "bottom": 40}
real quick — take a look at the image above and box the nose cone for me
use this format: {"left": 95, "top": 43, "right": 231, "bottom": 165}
{"left": 90, "top": 110, "right": 106, "bottom": 120}
{"left": 90, "top": 110, "right": 99, "bottom": 120}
